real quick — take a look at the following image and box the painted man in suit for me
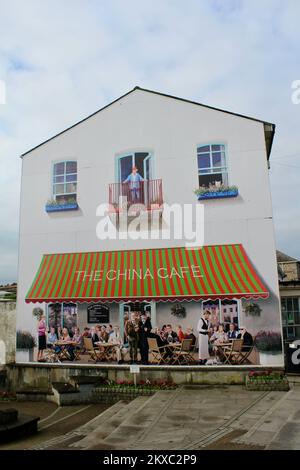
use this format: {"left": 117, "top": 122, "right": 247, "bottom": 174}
{"left": 138, "top": 313, "right": 152, "bottom": 365}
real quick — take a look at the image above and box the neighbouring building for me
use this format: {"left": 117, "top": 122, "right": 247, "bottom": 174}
{"left": 0, "top": 301, "right": 16, "bottom": 364}
{"left": 16, "top": 86, "right": 283, "bottom": 366}
{"left": 277, "top": 250, "right": 300, "bottom": 342}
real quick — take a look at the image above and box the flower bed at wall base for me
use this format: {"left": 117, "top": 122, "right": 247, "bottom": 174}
{"left": 246, "top": 370, "right": 289, "bottom": 391}
{"left": 0, "top": 391, "right": 17, "bottom": 401}
{"left": 95, "top": 379, "right": 177, "bottom": 390}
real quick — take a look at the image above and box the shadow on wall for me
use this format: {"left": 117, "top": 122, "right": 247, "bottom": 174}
{"left": 0, "top": 340, "right": 5, "bottom": 364}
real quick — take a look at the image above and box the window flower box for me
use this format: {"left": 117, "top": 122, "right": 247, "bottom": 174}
{"left": 195, "top": 186, "right": 239, "bottom": 201}
{"left": 45, "top": 201, "right": 79, "bottom": 213}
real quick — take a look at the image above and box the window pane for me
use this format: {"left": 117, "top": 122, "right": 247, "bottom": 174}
{"left": 54, "top": 162, "right": 65, "bottom": 175}
{"left": 287, "top": 299, "right": 293, "bottom": 311}
{"left": 198, "top": 145, "right": 210, "bottom": 153}
{"left": 56, "top": 194, "right": 76, "bottom": 203}
{"left": 66, "top": 183, "right": 77, "bottom": 193}
{"left": 47, "top": 303, "right": 62, "bottom": 329}
{"left": 281, "top": 310, "right": 287, "bottom": 325}
{"left": 120, "top": 155, "right": 134, "bottom": 182}
{"left": 293, "top": 298, "right": 299, "bottom": 311}
{"left": 62, "top": 303, "right": 77, "bottom": 331}
{"left": 66, "top": 161, "right": 77, "bottom": 174}
{"left": 199, "top": 173, "right": 224, "bottom": 187}
{"left": 287, "top": 312, "right": 294, "bottom": 324}
{"left": 54, "top": 184, "right": 65, "bottom": 195}
{"left": 66, "top": 174, "right": 77, "bottom": 182}
{"left": 287, "top": 327, "right": 295, "bottom": 338}
{"left": 294, "top": 311, "right": 300, "bottom": 324}
{"left": 54, "top": 175, "right": 64, "bottom": 184}
{"left": 212, "top": 144, "right": 225, "bottom": 152}
{"left": 198, "top": 153, "right": 210, "bottom": 169}
{"left": 295, "top": 326, "right": 300, "bottom": 338}
{"left": 134, "top": 153, "right": 149, "bottom": 179}
{"left": 212, "top": 152, "right": 222, "bottom": 167}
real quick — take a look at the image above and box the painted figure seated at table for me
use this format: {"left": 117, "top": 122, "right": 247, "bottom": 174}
{"left": 108, "top": 326, "right": 129, "bottom": 364}
{"left": 210, "top": 324, "right": 228, "bottom": 345}
{"left": 163, "top": 325, "right": 179, "bottom": 359}
{"left": 148, "top": 328, "right": 168, "bottom": 348}
{"left": 46, "top": 327, "right": 58, "bottom": 349}
{"left": 227, "top": 323, "right": 239, "bottom": 340}
{"left": 73, "top": 327, "right": 83, "bottom": 349}
{"left": 98, "top": 325, "right": 109, "bottom": 343}
{"left": 176, "top": 325, "right": 185, "bottom": 342}
{"left": 56, "top": 327, "right": 75, "bottom": 361}
{"left": 185, "top": 327, "right": 196, "bottom": 346}
{"left": 82, "top": 327, "right": 91, "bottom": 338}
{"left": 90, "top": 327, "right": 100, "bottom": 346}
{"left": 164, "top": 325, "right": 179, "bottom": 344}
{"left": 237, "top": 326, "right": 253, "bottom": 351}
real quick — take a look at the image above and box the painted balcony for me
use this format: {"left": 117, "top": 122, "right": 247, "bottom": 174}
{"left": 109, "top": 179, "right": 163, "bottom": 213}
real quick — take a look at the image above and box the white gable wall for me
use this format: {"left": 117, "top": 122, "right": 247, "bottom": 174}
{"left": 17, "top": 89, "right": 280, "bottom": 342}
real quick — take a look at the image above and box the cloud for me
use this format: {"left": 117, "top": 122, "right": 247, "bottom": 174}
{"left": 0, "top": 0, "right": 300, "bottom": 281}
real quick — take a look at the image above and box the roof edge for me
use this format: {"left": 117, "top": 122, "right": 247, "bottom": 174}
{"left": 21, "top": 85, "right": 276, "bottom": 158}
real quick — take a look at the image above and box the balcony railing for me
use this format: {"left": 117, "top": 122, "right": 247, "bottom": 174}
{"left": 109, "top": 179, "right": 163, "bottom": 212}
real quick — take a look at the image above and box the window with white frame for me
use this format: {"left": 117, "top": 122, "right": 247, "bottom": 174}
{"left": 47, "top": 302, "right": 78, "bottom": 332}
{"left": 53, "top": 161, "right": 77, "bottom": 203}
{"left": 197, "top": 144, "right": 228, "bottom": 189}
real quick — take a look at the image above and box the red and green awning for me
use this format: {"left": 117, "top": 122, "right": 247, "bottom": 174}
{"left": 25, "top": 244, "right": 269, "bottom": 303}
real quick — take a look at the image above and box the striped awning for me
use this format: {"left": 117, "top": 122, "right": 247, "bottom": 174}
{"left": 25, "top": 244, "right": 269, "bottom": 303}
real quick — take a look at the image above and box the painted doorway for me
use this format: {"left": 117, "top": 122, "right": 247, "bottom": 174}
{"left": 119, "top": 301, "right": 156, "bottom": 341}
{"left": 117, "top": 152, "right": 153, "bottom": 183}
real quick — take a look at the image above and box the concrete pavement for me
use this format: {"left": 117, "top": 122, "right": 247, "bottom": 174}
{"left": 2, "top": 383, "right": 300, "bottom": 450}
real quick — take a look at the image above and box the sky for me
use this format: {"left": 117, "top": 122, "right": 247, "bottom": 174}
{"left": 0, "top": 0, "right": 299, "bottom": 283}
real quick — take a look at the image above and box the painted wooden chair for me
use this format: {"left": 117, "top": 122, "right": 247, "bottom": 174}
{"left": 171, "top": 339, "right": 194, "bottom": 365}
{"left": 221, "top": 339, "right": 244, "bottom": 365}
{"left": 83, "top": 337, "right": 104, "bottom": 363}
{"left": 147, "top": 337, "right": 169, "bottom": 364}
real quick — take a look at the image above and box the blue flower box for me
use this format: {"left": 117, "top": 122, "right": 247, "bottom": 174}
{"left": 197, "top": 189, "right": 238, "bottom": 200}
{"left": 45, "top": 202, "right": 79, "bottom": 213}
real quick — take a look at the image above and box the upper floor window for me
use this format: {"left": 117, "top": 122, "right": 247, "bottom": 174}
{"left": 197, "top": 144, "right": 228, "bottom": 189}
{"left": 53, "top": 161, "right": 77, "bottom": 203}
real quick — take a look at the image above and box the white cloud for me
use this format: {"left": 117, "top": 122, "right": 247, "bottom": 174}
{"left": 0, "top": 0, "right": 300, "bottom": 280}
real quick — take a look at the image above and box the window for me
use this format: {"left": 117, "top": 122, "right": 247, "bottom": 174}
{"left": 47, "top": 302, "right": 78, "bottom": 332}
{"left": 53, "top": 161, "right": 77, "bottom": 203}
{"left": 202, "top": 299, "right": 239, "bottom": 330}
{"left": 281, "top": 297, "right": 300, "bottom": 340}
{"left": 197, "top": 144, "right": 228, "bottom": 188}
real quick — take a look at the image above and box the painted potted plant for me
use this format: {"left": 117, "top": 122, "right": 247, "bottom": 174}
{"left": 16, "top": 330, "right": 36, "bottom": 362}
{"left": 194, "top": 184, "right": 238, "bottom": 200}
{"left": 244, "top": 302, "right": 262, "bottom": 317}
{"left": 255, "top": 331, "right": 283, "bottom": 366}
{"left": 171, "top": 303, "right": 186, "bottom": 318}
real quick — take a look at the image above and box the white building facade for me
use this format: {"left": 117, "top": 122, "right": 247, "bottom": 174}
{"left": 16, "top": 87, "right": 283, "bottom": 365}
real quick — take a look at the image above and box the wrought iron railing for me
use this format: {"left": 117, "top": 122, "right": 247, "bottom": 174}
{"left": 109, "top": 179, "right": 163, "bottom": 211}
